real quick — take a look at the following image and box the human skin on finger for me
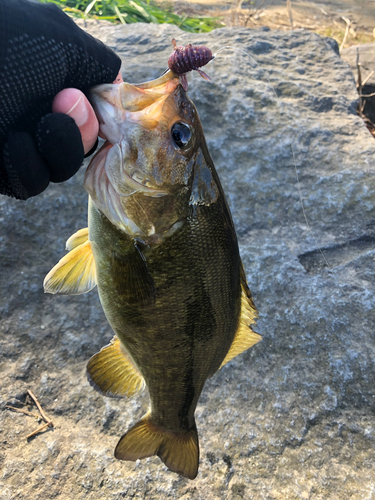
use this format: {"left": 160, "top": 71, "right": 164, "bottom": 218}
{"left": 52, "top": 71, "right": 124, "bottom": 154}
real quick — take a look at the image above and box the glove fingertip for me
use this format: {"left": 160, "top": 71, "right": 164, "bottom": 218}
{"left": 37, "top": 113, "right": 84, "bottom": 183}
{"left": 3, "top": 133, "right": 50, "bottom": 200}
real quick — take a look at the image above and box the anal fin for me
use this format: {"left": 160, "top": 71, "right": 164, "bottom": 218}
{"left": 44, "top": 239, "right": 96, "bottom": 295}
{"left": 115, "top": 414, "right": 199, "bottom": 480}
{"left": 87, "top": 336, "right": 145, "bottom": 398}
{"left": 220, "top": 264, "right": 261, "bottom": 368}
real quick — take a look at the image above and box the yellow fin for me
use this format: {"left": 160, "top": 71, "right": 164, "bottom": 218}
{"left": 66, "top": 227, "right": 89, "bottom": 251}
{"left": 115, "top": 414, "right": 199, "bottom": 480}
{"left": 44, "top": 240, "right": 96, "bottom": 295}
{"left": 220, "top": 266, "right": 261, "bottom": 368}
{"left": 87, "top": 336, "right": 145, "bottom": 398}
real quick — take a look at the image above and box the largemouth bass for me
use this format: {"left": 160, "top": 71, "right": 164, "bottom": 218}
{"left": 44, "top": 70, "right": 261, "bottom": 479}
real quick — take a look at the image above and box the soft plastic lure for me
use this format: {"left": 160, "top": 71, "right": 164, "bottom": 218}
{"left": 168, "top": 38, "right": 214, "bottom": 90}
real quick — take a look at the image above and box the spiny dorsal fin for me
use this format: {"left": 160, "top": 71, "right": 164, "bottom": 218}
{"left": 66, "top": 227, "right": 89, "bottom": 251}
{"left": 115, "top": 413, "right": 199, "bottom": 480}
{"left": 87, "top": 336, "right": 145, "bottom": 398}
{"left": 44, "top": 240, "right": 96, "bottom": 295}
{"left": 220, "top": 265, "right": 261, "bottom": 368}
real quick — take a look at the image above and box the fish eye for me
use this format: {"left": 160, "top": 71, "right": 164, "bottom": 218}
{"left": 171, "top": 122, "right": 192, "bottom": 150}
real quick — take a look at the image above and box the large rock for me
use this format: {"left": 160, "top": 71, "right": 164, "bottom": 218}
{"left": 1, "top": 22, "right": 375, "bottom": 499}
{"left": 341, "top": 42, "right": 375, "bottom": 85}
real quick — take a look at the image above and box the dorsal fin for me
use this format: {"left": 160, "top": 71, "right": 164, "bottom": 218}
{"left": 44, "top": 239, "right": 97, "bottom": 295}
{"left": 87, "top": 336, "right": 145, "bottom": 398}
{"left": 220, "top": 263, "right": 261, "bottom": 368}
{"left": 66, "top": 227, "right": 89, "bottom": 251}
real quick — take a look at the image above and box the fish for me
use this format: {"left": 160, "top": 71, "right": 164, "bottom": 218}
{"left": 44, "top": 69, "right": 261, "bottom": 480}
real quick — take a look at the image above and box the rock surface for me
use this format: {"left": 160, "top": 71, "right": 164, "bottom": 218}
{"left": 341, "top": 42, "right": 375, "bottom": 85}
{"left": 1, "top": 23, "right": 375, "bottom": 500}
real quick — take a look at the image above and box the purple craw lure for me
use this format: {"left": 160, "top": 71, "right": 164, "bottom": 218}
{"left": 168, "top": 38, "right": 214, "bottom": 91}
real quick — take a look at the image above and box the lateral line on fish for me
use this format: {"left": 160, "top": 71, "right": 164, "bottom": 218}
{"left": 211, "top": 45, "right": 332, "bottom": 270}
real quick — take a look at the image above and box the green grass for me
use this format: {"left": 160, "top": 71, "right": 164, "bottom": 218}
{"left": 38, "top": 0, "right": 222, "bottom": 33}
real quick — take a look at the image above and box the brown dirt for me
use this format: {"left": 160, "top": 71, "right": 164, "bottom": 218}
{"left": 169, "top": 0, "right": 375, "bottom": 50}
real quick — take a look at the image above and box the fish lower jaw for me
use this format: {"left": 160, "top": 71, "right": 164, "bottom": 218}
{"left": 103, "top": 142, "right": 169, "bottom": 198}
{"left": 111, "top": 159, "right": 169, "bottom": 199}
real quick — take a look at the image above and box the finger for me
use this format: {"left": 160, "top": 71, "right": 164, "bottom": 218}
{"left": 37, "top": 113, "right": 84, "bottom": 183}
{"left": 52, "top": 89, "right": 99, "bottom": 154}
{"left": 4, "top": 132, "right": 50, "bottom": 200}
{"left": 113, "top": 71, "right": 123, "bottom": 84}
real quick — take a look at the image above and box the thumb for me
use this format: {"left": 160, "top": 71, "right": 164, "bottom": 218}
{"left": 52, "top": 89, "right": 99, "bottom": 154}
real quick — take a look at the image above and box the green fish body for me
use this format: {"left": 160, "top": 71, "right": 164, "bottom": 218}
{"left": 45, "top": 72, "right": 260, "bottom": 479}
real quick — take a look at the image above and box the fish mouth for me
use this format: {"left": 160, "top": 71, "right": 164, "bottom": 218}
{"left": 85, "top": 70, "right": 187, "bottom": 237}
{"left": 117, "top": 168, "right": 168, "bottom": 198}
{"left": 132, "top": 70, "right": 177, "bottom": 89}
{"left": 86, "top": 71, "right": 184, "bottom": 198}
{"left": 109, "top": 152, "right": 169, "bottom": 199}
{"left": 87, "top": 141, "right": 169, "bottom": 198}
{"left": 89, "top": 71, "right": 181, "bottom": 137}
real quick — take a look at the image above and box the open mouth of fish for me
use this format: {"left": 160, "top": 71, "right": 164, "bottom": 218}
{"left": 84, "top": 68, "right": 195, "bottom": 238}
{"left": 87, "top": 69, "right": 181, "bottom": 197}
{"left": 94, "top": 141, "right": 169, "bottom": 198}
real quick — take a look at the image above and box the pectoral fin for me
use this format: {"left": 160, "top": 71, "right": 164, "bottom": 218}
{"left": 44, "top": 239, "right": 96, "bottom": 295}
{"left": 220, "top": 264, "right": 261, "bottom": 368}
{"left": 115, "top": 414, "right": 199, "bottom": 480}
{"left": 66, "top": 228, "right": 89, "bottom": 251}
{"left": 87, "top": 336, "right": 145, "bottom": 398}
{"left": 111, "top": 244, "right": 155, "bottom": 305}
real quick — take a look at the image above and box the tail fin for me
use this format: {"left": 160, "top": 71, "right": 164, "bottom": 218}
{"left": 114, "top": 414, "right": 199, "bottom": 480}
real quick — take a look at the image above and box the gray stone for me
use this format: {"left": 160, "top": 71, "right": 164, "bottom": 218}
{"left": 1, "top": 22, "right": 375, "bottom": 500}
{"left": 341, "top": 42, "right": 375, "bottom": 85}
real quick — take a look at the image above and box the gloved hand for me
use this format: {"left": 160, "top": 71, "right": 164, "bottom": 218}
{"left": 0, "top": 0, "right": 121, "bottom": 200}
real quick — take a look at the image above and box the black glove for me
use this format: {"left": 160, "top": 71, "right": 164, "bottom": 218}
{"left": 0, "top": 0, "right": 121, "bottom": 200}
